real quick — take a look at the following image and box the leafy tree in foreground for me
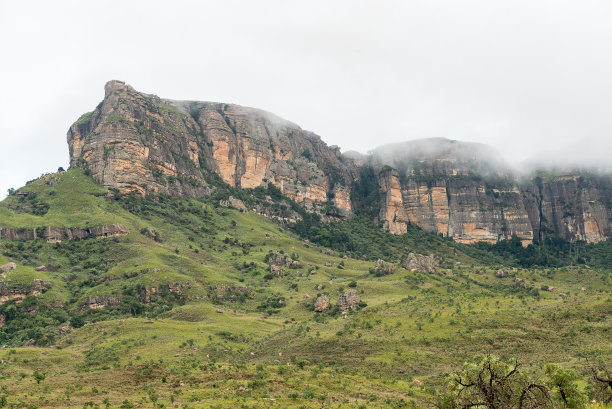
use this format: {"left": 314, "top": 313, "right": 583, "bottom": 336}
{"left": 436, "top": 355, "right": 552, "bottom": 409}
{"left": 590, "top": 363, "right": 612, "bottom": 404}
{"left": 545, "top": 364, "right": 586, "bottom": 408}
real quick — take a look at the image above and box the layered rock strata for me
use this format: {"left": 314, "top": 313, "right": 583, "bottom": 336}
{"left": 0, "top": 224, "right": 129, "bottom": 243}
{"left": 68, "top": 81, "right": 357, "bottom": 215}
{"left": 65, "top": 81, "right": 612, "bottom": 244}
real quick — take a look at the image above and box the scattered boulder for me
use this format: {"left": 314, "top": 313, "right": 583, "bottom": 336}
{"left": 270, "top": 265, "right": 285, "bottom": 276}
{"left": 402, "top": 253, "right": 437, "bottom": 274}
{"left": 31, "top": 279, "right": 51, "bottom": 293}
{"left": 0, "top": 262, "right": 17, "bottom": 273}
{"left": 337, "top": 289, "right": 360, "bottom": 312}
{"left": 85, "top": 295, "right": 121, "bottom": 309}
{"left": 369, "top": 259, "right": 396, "bottom": 276}
{"left": 35, "top": 265, "right": 48, "bottom": 272}
{"left": 220, "top": 196, "right": 247, "bottom": 212}
{"left": 265, "top": 251, "right": 301, "bottom": 268}
{"left": 325, "top": 262, "right": 332, "bottom": 267}
{"left": 314, "top": 295, "right": 330, "bottom": 312}
{"left": 495, "top": 269, "right": 508, "bottom": 277}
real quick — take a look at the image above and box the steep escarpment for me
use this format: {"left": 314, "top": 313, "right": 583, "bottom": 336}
{"left": 522, "top": 174, "right": 612, "bottom": 243}
{"left": 370, "top": 140, "right": 612, "bottom": 244}
{"left": 68, "top": 81, "right": 612, "bottom": 244}
{"left": 0, "top": 224, "right": 129, "bottom": 243}
{"left": 68, "top": 81, "right": 357, "bottom": 215}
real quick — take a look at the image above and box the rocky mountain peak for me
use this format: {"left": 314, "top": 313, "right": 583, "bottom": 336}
{"left": 104, "top": 79, "right": 130, "bottom": 96}
{"left": 68, "top": 81, "right": 356, "bottom": 214}
{"left": 66, "top": 81, "right": 612, "bottom": 245}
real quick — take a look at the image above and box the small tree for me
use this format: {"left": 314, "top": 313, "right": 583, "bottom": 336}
{"left": 119, "top": 400, "right": 133, "bottom": 409}
{"left": 545, "top": 364, "right": 586, "bottom": 408}
{"left": 436, "top": 355, "right": 552, "bottom": 409}
{"left": 33, "top": 370, "right": 45, "bottom": 384}
{"left": 70, "top": 316, "right": 85, "bottom": 329}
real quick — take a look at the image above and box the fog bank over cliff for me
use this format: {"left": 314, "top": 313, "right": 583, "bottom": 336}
{"left": 3, "top": 1, "right": 612, "bottom": 200}
{"left": 518, "top": 137, "right": 612, "bottom": 174}
{"left": 344, "top": 136, "right": 612, "bottom": 178}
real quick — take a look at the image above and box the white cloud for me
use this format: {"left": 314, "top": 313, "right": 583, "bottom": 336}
{"left": 1, "top": 0, "right": 612, "bottom": 198}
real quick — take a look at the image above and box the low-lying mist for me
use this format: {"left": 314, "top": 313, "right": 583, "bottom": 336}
{"left": 344, "top": 136, "right": 612, "bottom": 179}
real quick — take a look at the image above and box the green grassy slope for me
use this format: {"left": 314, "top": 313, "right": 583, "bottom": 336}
{"left": 0, "top": 169, "right": 610, "bottom": 408}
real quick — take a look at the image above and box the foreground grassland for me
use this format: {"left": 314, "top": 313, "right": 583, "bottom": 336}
{"left": 0, "top": 170, "right": 610, "bottom": 408}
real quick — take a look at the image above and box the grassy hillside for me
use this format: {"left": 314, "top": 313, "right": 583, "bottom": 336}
{"left": 0, "top": 169, "right": 610, "bottom": 408}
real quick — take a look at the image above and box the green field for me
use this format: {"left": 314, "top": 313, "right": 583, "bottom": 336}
{"left": 0, "top": 169, "right": 610, "bottom": 408}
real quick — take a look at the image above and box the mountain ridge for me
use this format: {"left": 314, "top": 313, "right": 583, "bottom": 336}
{"left": 67, "top": 80, "right": 612, "bottom": 244}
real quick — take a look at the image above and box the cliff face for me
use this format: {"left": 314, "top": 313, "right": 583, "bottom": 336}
{"left": 522, "top": 175, "right": 612, "bottom": 243}
{"left": 370, "top": 143, "right": 612, "bottom": 244}
{"left": 68, "top": 81, "right": 612, "bottom": 244}
{"left": 68, "top": 81, "right": 357, "bottom": 215}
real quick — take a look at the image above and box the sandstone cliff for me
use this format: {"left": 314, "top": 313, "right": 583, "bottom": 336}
{"left": 67, "top": 81, "right": 612, "bottom": 244}
{"left": 0, "top": 224, "right": 129, "bottom": 243}
{"left": 68, "top": 81, "right": 357, "bottom": 215}
{"left": 370, "top": 140, "right": 612, "bottom": 244}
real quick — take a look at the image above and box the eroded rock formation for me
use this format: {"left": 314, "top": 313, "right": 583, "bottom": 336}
{"left": 314, "top": 295, "right": 330, "bottom": 312}
{"left": 337, "top": 289, "right": 360, "bottom": 312}
{"left": 0, "top": 279, "right": 52, "bottom": 305}
{"left": 68, "top": 80, "right": 357, "bottom": 215}
{"left": 0, "top": 224, "right": 129, "bottom": 243}
{"left": 65, "top": 81, "right": 612, "bottom": 245}
{"left": 370, "top": 139, "right": 612, "bottom": 244}
{"left": 402, "top": 253, "right": 438, "bottom": 274}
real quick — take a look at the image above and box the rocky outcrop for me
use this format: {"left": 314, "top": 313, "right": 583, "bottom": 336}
{"left": 0, "top": 224, "right": 129, "bottom": 243}
{"left": 0, "top": 262, "right": 17, "bottom": 273}
{"left": 402, "top": 253, "right": 438, "bottom": 274}
{"left": 313, "top": 295, "right": 330, "bottom": 312}
{"left": 369, "top": 259, "right": 396, "bottom": 276}
{"left": 68, "top": 80, "right": 357, "bottom": 214}
{"left": 0, "top": 279, "right": 51, "bottom": 304}
{"left": 265, "top": 251, "right": 301, "bottom": 268}
{"left": 85, "top": 295, "right": 122, "bottom": 309}
{"left": 219, "top": 196, "right": 247, "bottom": 212}
{"left": 337, "top": 289, "right": 360, "bottom": 312}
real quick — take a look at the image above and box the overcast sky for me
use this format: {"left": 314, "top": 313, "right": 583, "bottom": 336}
{"left": 2, "top": 0, "right": 612, "bottom": 198}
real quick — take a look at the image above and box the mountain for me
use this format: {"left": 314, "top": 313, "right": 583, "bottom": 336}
{"left": 68, "top": 80, "right": 356, "bottom": 216}
{"left": 69, "top": 81, "right": 612, "bottom": 245}
{"left": 0, "top": 82, "right": 611, "bottom": 407}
